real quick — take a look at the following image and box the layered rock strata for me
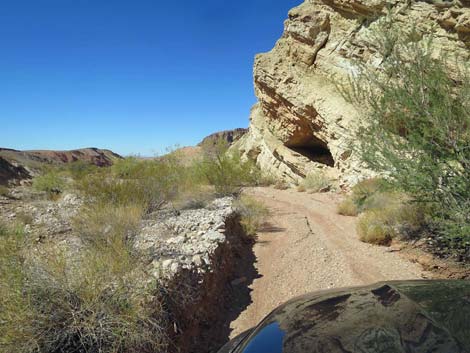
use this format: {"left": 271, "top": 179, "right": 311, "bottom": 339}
{"left": 235, "top": 0, "right": 470, "bottom": 185}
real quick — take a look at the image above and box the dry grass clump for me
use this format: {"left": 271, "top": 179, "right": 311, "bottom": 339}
{"left": 234, "top": 196, "right": 269, "bottom": 236}
{"left": 73, "top": 203, "right": 144, "bottom": 245}
{"left": 338, "top": 179, "right": 427, "bottom": 244}
{"left": 357, "top": 210, "right": 395, "bottom": 245}
{"left": 299, "top": 171, "right": 332, "bottom": 193}
{"left": 357, "top": 202, "right": 426, "bottom": 245}
{"left": 337, "top": 197, "right": 359, "bottom": 216}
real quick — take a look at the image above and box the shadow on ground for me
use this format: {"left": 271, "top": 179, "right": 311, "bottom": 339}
{"left": 207, "top": 235, "right": 261, "bottom": 353}
{"left": 259, "top": 222, "right": 285, "bottom": 233}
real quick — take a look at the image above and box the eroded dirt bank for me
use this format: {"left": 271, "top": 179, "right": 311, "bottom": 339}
{"left": 229, "top": 187, "right": 430, "bottom": 337}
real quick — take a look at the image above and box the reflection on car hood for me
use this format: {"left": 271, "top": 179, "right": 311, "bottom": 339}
{"left": 234, "top": 280, "right": 470, "bottom": 353}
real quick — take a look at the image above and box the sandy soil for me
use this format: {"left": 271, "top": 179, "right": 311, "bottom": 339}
{"left": 229, "top": 187, "right": 429, "bottom": 337}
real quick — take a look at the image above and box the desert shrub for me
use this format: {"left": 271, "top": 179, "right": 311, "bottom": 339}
{"left": 343, "top": 17, "right": 470, "bottom": 252}
{"left": 0, "top": 185, "right": 10, "bottom": 197}
{"left": 111, "top": 156, "right": 142, "bottom": 178}
{"left": 32, "top": 172, "right": 66, "bottom": 197}
{"left": 299, "top": 171, "right": 332, "bottom": 193}
{"left": 337, "top": 197, "right": 358, "bottom": 216}
{"left": 74, "top": 204, "right": 144, "bottom": 246}
{"left": 357, "top": 201, "right": 426, "bottom": 245}
{"left": 234, "top": 196, "right": 269, "bottom": 236}
{"left": 337, "top": 179, "right": 391, "bottom": 216}
{"left": 198, "top": 141, "right": 262, "bottom": 196}
{"left": 0, "top": 223, "right": 35, "bottom": 351}
{"left": 0, "top": 220, "right": 169, "bottom": 353}
{"left": 66, "top": 160, "right": 98, "bottom": 180}
{"left": 350, "top": 178, "right": 388, "bottom": 212}
{"left": 357, "top": 210, "right": 393, "bottom": 245}
{"left": 77, "top": 175, "right": 161, "bottom": 212}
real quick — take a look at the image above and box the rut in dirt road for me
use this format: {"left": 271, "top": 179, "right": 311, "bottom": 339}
{"left": 229, "top": 187, "right": 429, "bottom": 337}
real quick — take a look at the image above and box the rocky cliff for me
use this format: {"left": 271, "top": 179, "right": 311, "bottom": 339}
{"left": 234, "top": 0, "right": 470, "bottom": 185}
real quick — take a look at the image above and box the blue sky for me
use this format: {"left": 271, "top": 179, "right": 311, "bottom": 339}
{"left": 0, "top": 0, "right": 302, "bottom": 156}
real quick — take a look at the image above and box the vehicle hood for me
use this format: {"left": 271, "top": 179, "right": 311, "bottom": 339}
{"left": 234, "top": 280, "right": 470, "bottom": 353}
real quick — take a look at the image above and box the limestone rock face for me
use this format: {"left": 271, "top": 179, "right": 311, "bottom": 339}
{"left": 234, "top": 0, "right": 470, "bottom": 185}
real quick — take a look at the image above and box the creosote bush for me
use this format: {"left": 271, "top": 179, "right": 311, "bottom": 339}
{"left": 0, "top": 220, "right": 169, "bottom": 353}
{"left": 32, "top": 172, "right": 66, "bottom": 198}
{"left": 198, "top": 140, "right": 264, "bottom": 196}
{"left": 342, "top": 17, "right": 470, "bottom": 255}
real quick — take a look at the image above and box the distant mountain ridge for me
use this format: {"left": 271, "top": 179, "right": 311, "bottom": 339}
{"left": 0, "top": 147, "right": 122, "bottom": 185}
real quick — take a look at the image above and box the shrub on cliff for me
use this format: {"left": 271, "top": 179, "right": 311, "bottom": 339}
{"left": 344, "top": 18, "right": 470, "bottom": 254}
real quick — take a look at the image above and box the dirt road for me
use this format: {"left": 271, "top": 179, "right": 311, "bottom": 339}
{"left": 229, "top": 187, "right": 429, "bottom": 337}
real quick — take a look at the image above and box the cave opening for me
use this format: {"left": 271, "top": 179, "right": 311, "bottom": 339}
{"left": 287, "top": 144, "right": 335, "bottom": 167}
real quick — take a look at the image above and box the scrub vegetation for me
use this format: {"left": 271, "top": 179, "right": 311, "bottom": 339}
{"left": 0, "top": 141, "right": 271, "bottom": 353}
{"left": 341, "top": 18, "right": 470, "bottom": 258}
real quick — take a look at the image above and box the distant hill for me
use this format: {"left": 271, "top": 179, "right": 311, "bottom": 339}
{"left": 0, "top": 147, "right": 122, "bottom": 185}
{"left": 198, "top": 128, "right": 247, "bottom": 148}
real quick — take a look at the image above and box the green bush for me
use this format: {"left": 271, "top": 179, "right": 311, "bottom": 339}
{"left": 0, "top": 220, "right": 169, "bottom": 353}
{"left": 343, "top": 17, "right": 470, "bottom": 252}
{"left": 234, "top": 196, "right": 269, "bottom": 236}
{"left": 350, "top": 178, "right": 387, "bottom": 212}
{"left": 32, "top": 172, "right": 66, "bottom": 197}
{"left": 197, "top": 141, "right": 262, "bottom": 196}
{"left": 337, "top": 178, "right": 387, "bottom": 216}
